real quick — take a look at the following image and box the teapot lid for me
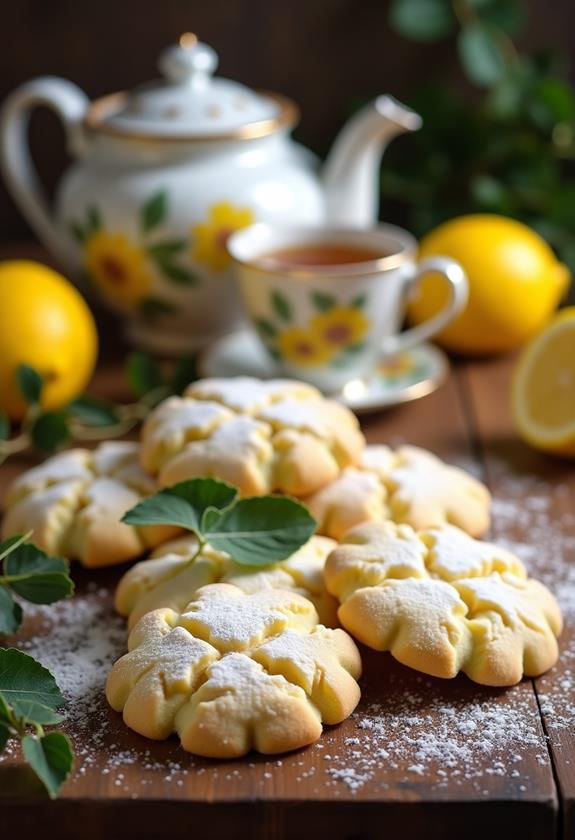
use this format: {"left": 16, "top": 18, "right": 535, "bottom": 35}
{"left": 85, "top": 34, "right": 298, "bottom": 141}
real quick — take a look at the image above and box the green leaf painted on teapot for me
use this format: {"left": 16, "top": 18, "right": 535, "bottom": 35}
{"left": 155, "top": 261, "right": 198, "bottom": 286}
{"left": 147, "top": 241, "right": 187, "bottom": 260}
{"left": 141, "top": 190, "right": 168, "bottom": 233}
{"left": 86, "top": 206, "right": 102, "bottom": 233}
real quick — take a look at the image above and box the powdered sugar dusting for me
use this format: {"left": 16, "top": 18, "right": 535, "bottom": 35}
{"left": 320, "top": 670, "right": 546, "bottom": 793}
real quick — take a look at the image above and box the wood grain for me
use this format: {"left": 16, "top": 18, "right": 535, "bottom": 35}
{"left": 463, "top": 358, "right": 575, "bottom": 840}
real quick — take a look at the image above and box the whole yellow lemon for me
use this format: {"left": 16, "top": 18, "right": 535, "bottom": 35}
{"left": 0, "top": 261, "right": 98, "bottom": 420}
{"left": 408, "top": 215, "right": 570, "bottom": 355}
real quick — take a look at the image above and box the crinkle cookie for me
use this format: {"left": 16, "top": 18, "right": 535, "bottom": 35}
{"left": 106, "top": 583, "right": 361, "bottom": 757}
{"left": 115, "top": 533, "right": 339, "bottom": 630}
{"left": 2, "top": 442, "right": 176, "bottom": 567}
{"left": 325, "top": 521, "right": 562, "bottom": 686}
{"left": 139, "top": 377, "right": 365, "bottom": 497}
{"left": 306, "top": 444, "right": 491, "bottom": 539}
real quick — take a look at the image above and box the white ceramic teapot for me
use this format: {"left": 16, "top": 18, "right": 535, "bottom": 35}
{"left": 0, "top": 34, "right": 422, "bottom": 354}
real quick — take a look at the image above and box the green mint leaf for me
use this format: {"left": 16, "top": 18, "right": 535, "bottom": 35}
{"left": 170, "top": 355, "right": 198, "bottom": 395}
{"left": 0, "top": 691, "right": 11, "bottom": 723}
{"left": 0, "top": 725, "right": 9, "bottom": 753}
{"left": 31, "top": 412, "right": 70, "bottom": 454}
{"left": 126, "top": 352, "right": 164, "bottom": 397}
{"left": 67, "top": 396, "right": 119, "bottom": 427}
{"left": 0, "top": 693, "right": 12, "bottom": 752}
{"left": 158, "top": 260, "right": 198, "bottom": 286}
{"left": 122, "top": 478, "right": 238, "bottom": 533}
{"left": 141, "top": 190, "right": 167, "bottom": 233}
{"left": 17, "top": 364, "right": 43, "bottom": 406}
{"left": 147, "top": 240, "right": 186, "bottom": 260}
{"left": 0, "top": 649, "right": 65, "bottom": 722}
{"left": 254, "top": 318, "right": 277, "bottom": 339}
{"left": 389, "top": 0, "right": 455, "bottom": 42}
{"left": 271, "top": 290, "right": 292, "bottom": 322}
{"left": 4, "top": 544, "right": 73, "bottom": 604}
{"left": 12, "top": 701, "right": 64, "bottom": 725}
{"left": 86, "top": 206, "right": 102, "bottom": 233}
{"left": 311, "top": 292, "right": 336, "bottom": 312}
{"left": 0, "top": 587, "right": 23, "bottom": 634}
{"left": 457, "top": 22, "right": 506, "bottom": 87}
{"left": 0, "top": 694, "right": 11, "bottom": 752}
{"left": 203, "top": 496, "right": 316, "bottom": 566}
{"left": 0, "top": 532, "right": 33, "bottom": 564}
{"left": 0, "top": 410, "right": 10, "bottom": 441}
{"left": 22, "top": 732, "right": 73, "bottom": 799}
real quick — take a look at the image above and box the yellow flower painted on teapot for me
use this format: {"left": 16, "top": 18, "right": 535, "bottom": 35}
{"left": 71, "top": 191, "right": 197, "bottom": 316}
{"left": 85, "top": 230, "right": 152, "bottom": 307}
{"left": 192, "top": 202, "right": 254, "bottom": 272}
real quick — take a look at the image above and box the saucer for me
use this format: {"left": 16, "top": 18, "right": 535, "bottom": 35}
{"left": 199, "top": 328, "right": 449, "bottom": 414}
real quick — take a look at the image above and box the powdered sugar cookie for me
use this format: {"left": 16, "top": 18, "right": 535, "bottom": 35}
{"left": 306, "top": 444, "right": 490, "bottom": 539}
{"left": 115, "top": 533, "right": 338, "bottom": 630}
{"left": 139, "top": 377, "right": 365, "bottom": 497}
{"left": 325, "top": 521, "right": 562, "bottom": 685}
{"left": 2, "top": 442, "right": 175, "bottom": 567}
{"left": 106, "top": 584, "right": 361, "bottom": 757}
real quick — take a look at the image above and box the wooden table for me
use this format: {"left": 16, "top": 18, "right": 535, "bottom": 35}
{"left": 0, "top": 347, "right": 574, "bottom": 840}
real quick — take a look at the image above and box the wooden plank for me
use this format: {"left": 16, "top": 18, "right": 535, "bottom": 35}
{"left": 0, "top": 358, "right": 558, "bottom": 839}
{"left": 463, "top": 355, "right": 574, "bottom": 838}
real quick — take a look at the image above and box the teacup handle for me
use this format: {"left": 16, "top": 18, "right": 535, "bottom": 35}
{"left": 381, "top": 257, "right": 468, "bottom": 356}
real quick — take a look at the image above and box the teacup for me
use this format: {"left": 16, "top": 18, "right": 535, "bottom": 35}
{"left": 227, "top": 224, "right": 468, "bottom": 393}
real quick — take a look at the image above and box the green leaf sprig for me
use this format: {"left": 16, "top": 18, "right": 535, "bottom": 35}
{"left": 0, "top": 535, "right": 75, "bottom": 798}
{"left": 0, "top": 649, "right": 73, "bottom": 798}
{"left": 0, "top": 352, "right": 197, "bottom": 466}
{"left": 122, "top": 477, "right": 317, "bottom": 567}
{"left": 0, "top": 533, "right": 74, "bottom": 635}
{"left": 383, "top": 0, "right": 575, "bottom": 276}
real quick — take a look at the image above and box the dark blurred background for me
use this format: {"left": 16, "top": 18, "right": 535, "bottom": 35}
{"left": 1, "top": 0, "right": 574, "bottom": 254}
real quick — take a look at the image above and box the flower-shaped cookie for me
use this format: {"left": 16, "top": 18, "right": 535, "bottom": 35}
{"left": 115, "top": 533, "right": 339, "bottom": 629}
{"left": 325, "top": 521, "right": 562, "bottom": 686}
{"left": 106, "top": 584, "right": 361, "bottom": 757}
{"left": 2, "top": 442, "right": 175, "bottom": 567}
{"left": 139, "top": 377, "right": 365, "bottom": 497}
{"left": 306, "top": 444, "right": 491, "bottom": 539}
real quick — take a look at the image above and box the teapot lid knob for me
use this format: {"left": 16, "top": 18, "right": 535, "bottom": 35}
{"left": 159, "top": 34, "right": 218, "bottom": 85}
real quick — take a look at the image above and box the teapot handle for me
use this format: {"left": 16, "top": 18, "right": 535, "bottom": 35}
{"left": 0, "top": 77, "right": 89, "bottom": 262}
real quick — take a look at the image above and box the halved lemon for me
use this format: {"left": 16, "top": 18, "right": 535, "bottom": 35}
{"left": 512, "top": 307, "right": 575, "bottom": 456}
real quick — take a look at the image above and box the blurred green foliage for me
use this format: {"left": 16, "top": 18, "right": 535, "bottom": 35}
{"left": 383, "top": 0, "right": 575, "bottom": 272}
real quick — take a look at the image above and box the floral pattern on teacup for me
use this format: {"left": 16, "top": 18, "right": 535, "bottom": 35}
{"left": 70, "top": 190, "right": 197, "bottom": 315}
{"left": 255, "top": 289, "right": 371, "bottom": 369}
{"left": 191, "top": 202, "right": 254, "bottom": 272}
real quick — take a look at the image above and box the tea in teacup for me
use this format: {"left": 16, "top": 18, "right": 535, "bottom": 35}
{"left": 257, "top": 243, "right": 386, "bottom": 270}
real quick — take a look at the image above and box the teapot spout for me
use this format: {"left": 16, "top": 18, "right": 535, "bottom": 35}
{"left": 322, "top": 95, "right": 422, "bottom": 227}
